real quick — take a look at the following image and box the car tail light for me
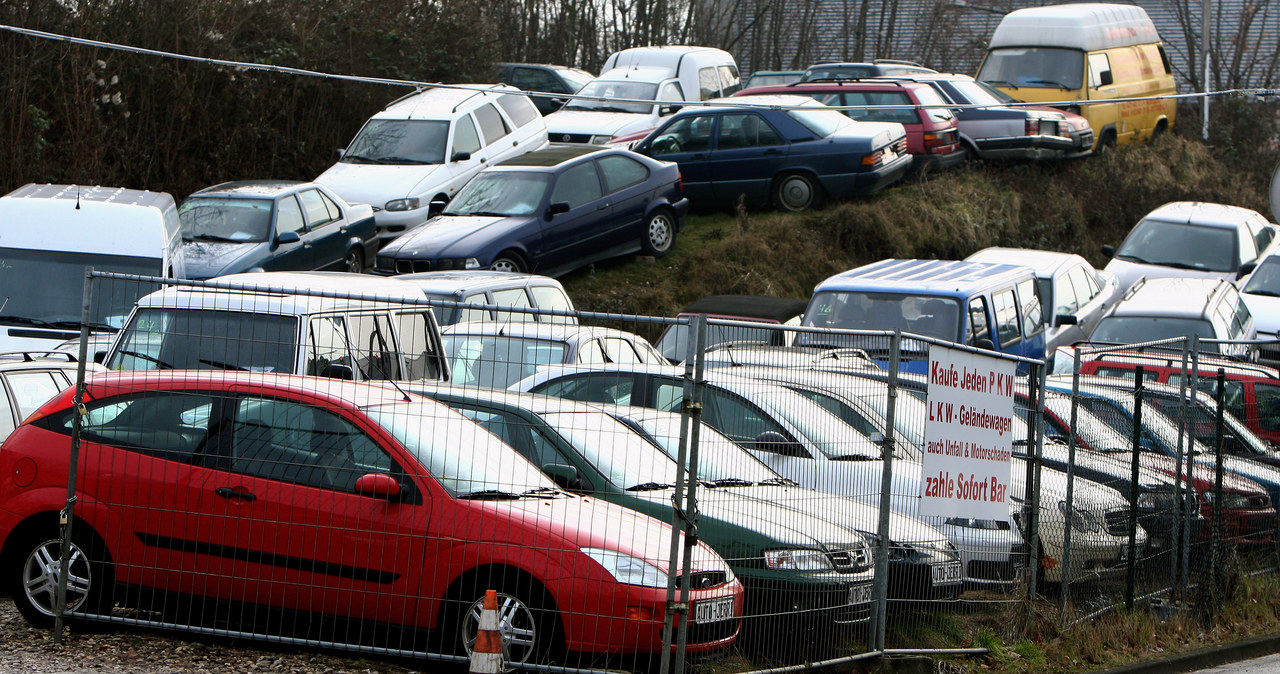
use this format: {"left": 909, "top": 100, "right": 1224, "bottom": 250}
{"left": 676, "top": 172, "right": 683, "bottom": 194}
{"left": 923, "top": 130, "right": 956, "bottom": 153}
{"left": 861, "top": 149, "right": 884, "bottom": 167}
{"left": 1025, "top": 117, "right": 1038, "bottom": 136}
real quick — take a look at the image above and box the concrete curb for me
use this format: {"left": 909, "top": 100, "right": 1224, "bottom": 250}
{"left": 1093, "top": 633, "right": 1280, "bottom": 674}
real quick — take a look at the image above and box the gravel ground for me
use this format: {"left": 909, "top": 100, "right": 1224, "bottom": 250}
{"left": 0, "top": 595, "right": 432, "bottom": 673}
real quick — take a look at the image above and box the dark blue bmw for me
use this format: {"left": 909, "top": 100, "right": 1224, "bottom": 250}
{"left": 373, "top": 145, "right": 688, "bottom": 278}
{"left": 631, "top": 95, "right": 912, "bottom": 212}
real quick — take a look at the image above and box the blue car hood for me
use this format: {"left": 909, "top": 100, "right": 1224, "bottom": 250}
{"left": 382, "top": 215, "right": 527, "bottom": 258}
{"left": 182, "top": 241, "right": 264, "bottom": 280}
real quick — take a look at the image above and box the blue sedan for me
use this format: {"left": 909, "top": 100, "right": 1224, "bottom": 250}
{"left": 179, "top": 180, "right": 378, "bottom": 279}
{"left": 631, "top": 95, "right": 912, "bottom": 212}
{"left": 373, "top": 145, "right": 688, "bottom": 278}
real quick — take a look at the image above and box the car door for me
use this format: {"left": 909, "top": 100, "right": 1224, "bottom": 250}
{"left": 643, "top": 113, "right": 717, "bottom": 204}
{"left": 1063, "top": 263, "right": 1110, "bottom": 342}
{"left": 706, "top": 111, "right": 790, "bottom": 205}
{"left": 297, "top": 187, "right": 348, "bottom": 270}
{"left": 596, "top": 154, "right": 654, "bottom": 249}
{"left": 190, "top": 393, "right": 428, "bottom": 625}
{"left": 267, "top": 193, "right": 315, "bottom": 271}
{"left": 535, "top": 160, "right": 608, "bottom": 272}
{"left": 438, "top": 114, "right": 489, "bottom": 201}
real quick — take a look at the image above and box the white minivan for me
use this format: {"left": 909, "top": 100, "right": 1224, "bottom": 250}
{"left": 545, "top": 46, "right": 740, "bottom": 145}
{"left": 0, "top": 184, "right": 185, "bottom": 353}
{"left": 314, "top": 84, "right": 548, "bottom": 245}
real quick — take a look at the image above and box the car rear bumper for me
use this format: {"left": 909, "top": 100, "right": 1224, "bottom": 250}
{"left": 975, "top": 134, "right": 1078, "bottom": 160}
{"left": 914, "top": 148, "right": 968, "bottom": 171}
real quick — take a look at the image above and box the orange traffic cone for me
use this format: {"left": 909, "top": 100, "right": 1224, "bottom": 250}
{"left": 470, "top": 589, "right": 505, "bottom": 674}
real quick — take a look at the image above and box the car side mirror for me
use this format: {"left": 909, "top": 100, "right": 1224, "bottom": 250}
{"left": 1239, "top": 261, "right": 1257, "bottom": 278}
{"left": 428, "top": 199, "right": 448, "bottom": 217}
{"left": 1101, "top": 244, "right": 1116, "bottom": 258}
{"left": 354, "top": 473, "right": 402, "bottom": 499}
{"left": 1055, "top": 314, "right": 1079, "bottom": 326}
{"left": 754, "top": 431, "right": 807, "bottom": 457}
{"left": 659, "top": 104, "right": 682, "bottom": 116}
{"left": 543, "top": 463, "right": 582, "bottom": 491}
{"left": 975, "top": 338, "right": 995, "bottom": 351}
{"left": 451, "top": 150, "right": 472, "bottom": 162}
{"left": 1099, "top": 71, "right": 1114, "bottom": 87}
{"left": 546, "top": 202, "right": 571, "bottom": 218}
{"left": 321, "top": 363, "right": 354, "bottom": 380}
{"left": 93, "top": 350, "right": 107, "bottom": 364}
{"left": 276, "top": 231, "right": 301, "bottom": 245}
{"left": 336, "top": 147, "right": 346, "bottom": 159}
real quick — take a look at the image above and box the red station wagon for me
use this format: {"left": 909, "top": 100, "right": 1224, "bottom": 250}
{"left": 735, "top": 79, "right": 966, "bottom": 171}
{"left": 0, "top": 372, "right": 742, "bottom": 664}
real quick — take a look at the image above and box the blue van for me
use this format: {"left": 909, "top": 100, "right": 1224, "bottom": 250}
{"left": 799, "top": 259, "right": 1046, "bottom": 371}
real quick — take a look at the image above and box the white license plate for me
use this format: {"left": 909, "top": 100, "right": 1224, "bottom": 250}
{"left": 694, "top": 597, "right": 735, "bottom": 623}
{"left": 932, "top": 562, "right": 963, "bottom": 585}
{"left": 848, "top": 582, "right": 874, "bottom": 605}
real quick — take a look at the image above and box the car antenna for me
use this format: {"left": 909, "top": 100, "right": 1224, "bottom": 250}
{"left": 384, "top": 376, "right": 413, "bottom": 402}
{"left": 75, "top": 185, "right": 81, "bottom": 210}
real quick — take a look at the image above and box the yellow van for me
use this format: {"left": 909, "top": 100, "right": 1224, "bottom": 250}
{"left": 976, "top": 3, "right": 1176, "bottom": 151}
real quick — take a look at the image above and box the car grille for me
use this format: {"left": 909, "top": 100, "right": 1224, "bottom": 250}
{"left": 827, "top": 544, "right": 870, "bottom": 573}
{"left": 686, "top": 615, "right": 738, "bottom": 644}
{"left": 1075, "top": 128, "right": 1095, "bottom": 150}
{"left": 680, "top": 571, "right": 730, "bottom": 589}
{"left": 554, "top": 132, "right": 595, "bottom": 144}
{"left": 1104, "top": 508, "right": 1132, "bottom": 536}
{"left": 395, "top": 259, "right": 434, "bottom": 274}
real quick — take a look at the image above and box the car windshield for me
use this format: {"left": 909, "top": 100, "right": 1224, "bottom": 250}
{"left": 106, "top": 308, "right": 298, "bottom": 373}
{"left": 750, "top": 386, "right": 881, "bottom": 460}
{"left": 1143, "top": 390, "right": 1269, "bottom": 454}
{"left": 655, "top": 321, "right": 781, "bottom": 361}
{"left": 179, "top": 197, "right": 273, "bottom": 243}
{"left": 444, "top": 172, "right": 551, "bottom": 217}
{"left": 747, "top": 73, "right": 802, "bottom": 87}
{"left": 558, "top": 68, "right": 594, "bottom": 91}
{"left": 946, "top": 79, "right": 1004, "bottom": 106}
{"left": 801, "top": 291, "right": 962, "bottom": 342}
{"left": 0, "top": 247, "right": 161, "bottom": 332}
{"left": 912, "top": 86, "right": 955, "bottom": 122}
{"left": 1078, "top": 390, "right": 1210, "bottom": 456}
{"left": 1116, "top": 220, "right": 1238, "bottom": 272}
{"left": 444, "top": 334, "right": 568, "bottom": 388}
{"left": 1043, "top": 395, "right": 1134, "bottom": 451}
{"left": 977, "top": 47, "right": 1085, "bottom": 90}
{"left": 1243, "top": 256, "right": 1280, "bottom": 297}
{"left": 343, "top": 119, "right": 449, "bottom": 165}
{"left": 540, "top": 411, "right": 680, "bottom": 489}
{"left": 1091, "top": 317, "right": 1217, "bottom": 346}
{"left": 366, "top": 402, "right": 555, "bottom": 496}
{"left": 624, "top": 412, "right": 782, "bottom": 483}
{"left": 787, "top": 107, "right": 853, "bottom": 137}
{"left": 802, "top": 65, "right": 877, "bottom": 81}
{"left": 564, "top": 80, "right": 660, "bottom": 114}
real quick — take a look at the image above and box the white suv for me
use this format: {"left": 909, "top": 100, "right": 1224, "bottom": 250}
{"left": 315, "top": 85, "right": 548, "bottom": 244}
{"left": 1089, "top": 276, "right": 1258, "bottom": 360}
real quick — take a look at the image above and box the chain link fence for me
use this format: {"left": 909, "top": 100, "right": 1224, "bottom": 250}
{"left": 17, "top": 271, "right": 1277, "bottom": 672}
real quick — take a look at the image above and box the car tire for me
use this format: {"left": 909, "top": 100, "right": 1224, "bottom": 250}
{"left": 773, "top": 172, "right": 823, "bottom": 212}
{"left": 454, "top": 577, "right": 560, "bottom": 665}
{"left": 1096, "top": 130, "right": 1117, "bottom": 156}
{"left": 490, "top": 252, "right": 527, "bottom": 274}
{"left": 345, "top": 248, "right": 365, "bottom": 274}
{"left": 641, "top": 207, "right": 676, "bottom": 257}
{"left": 10, "top": 528, "right": 114, "bottom": 629}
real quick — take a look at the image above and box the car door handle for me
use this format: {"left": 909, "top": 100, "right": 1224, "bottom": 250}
{"left": 215, "top": 487, "right": 256, "bottom": 502}
{"left": 597, "top": 203, "right": 610, "bottom": 211}
{"left": 763, "top": 149, "right": 781, "bottom": 155}
{"left": 692, "top": 153, "right": 707, "bottom": 160}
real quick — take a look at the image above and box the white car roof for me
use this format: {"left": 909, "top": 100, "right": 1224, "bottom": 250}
{"left": 442, "top": 321, "right": 649, "bottom": 344}
{"left": 1139, "top": 201, "right": 1269, "bottom": 230}
{"left": 136, "top": 272, "right": 428, "bottom": 315}
{"left": 1109, "top": 277, "right": 1230, "bottom": 319}
{"left": 966, "top": 247, "right": 1092, "bottom": 278}
{"left": 375, "top": 84, "right": 523, "bottom": 120}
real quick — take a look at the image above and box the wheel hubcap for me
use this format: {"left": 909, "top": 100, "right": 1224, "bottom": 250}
{"left": 649, "top": 216, "right": 671, "bottom": 250}
{"left": 781, "top": 178, "right": 813, "bottom": 210}
{"left": 23, "top": 539, "right": 91, "bottom": 617}
{"left": 492, "top": 259, "right": 519, "bottom": 273}
{"left": 462, "top": 592, "right": 538, "bottom": 664}
{"left": 346, "top": 252, "right": 361, "bottom": 272}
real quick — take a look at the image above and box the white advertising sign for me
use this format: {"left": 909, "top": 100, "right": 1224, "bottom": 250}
{"left": 919, "top": 345, "right": 1015, "bottom": 521}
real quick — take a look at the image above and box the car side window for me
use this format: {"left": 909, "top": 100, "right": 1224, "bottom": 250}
{"left": 395, "top": 310, "right": 442, "bottom": 381}
{"left": 1017, "top": 278, "right": 1043, "bottom": 338}
{"left": 1253, "top": 383, "right": 1280, "bottom": 432}
{"left": 276, "top": 194, "right": 306, "bottom": 235}
{"left": 348, "top": 313, "right": 402, "bottom": 381}
{"left": 474, "top": 103, "right": 512, "bottom": 146}
{"left": 992, "top": 288, "right": 1022, "bottom": 347}
{"left": 0, "top": 377, "right": 15, "bottom": 438}
{"left": 1251, "top": 219, "right": 1275, "bottom": 252}
{"left": 298, "top": 189, "right": 339, "bottom": 229}
{"left": 306, "top": 315, "right": 352, "bottom": 377}
{"left": 1053, "top": 273, "right": 1079, "bottom": 316}
{"left": 230, "top": 396, "right": 390, "bottom": 492}
{"left": 701, "top": 389, "right": 806, "bottom": 456}
{"left": 659, "top": 81, "right": 684, "bottom": 106}
{"left": 598, "top": 155, "right": 650, "bottom": 193}
{"left": 496, "top": 93, "right": 540, "bottom": 127}
{"left": 510, "top": 68, "right": 559, "bottom": 91}
{"left": 455, "top": 406, "right": 590, "bottom": 490}
{"left": 534, "top": 373, "right": 634, "bottom": 406}
{"left": 530, "top": 285, "right": 574, "bottom": 323}
{"left": 1087, "top": 52, "right": 1112, "bottom": 88}
{"left": 1237, "top": 227, "right": 1258, "bottom": 266}
{"left": 698, "top": 67, "right": 721, "bottom": 100}
{"left": 718, "top": 113, "right": 781, "bottom": 149}
{"left": 5, "top": 371, "right": 67, "bottom": 421}
{"left": 602, "top": 337, "right": 641, "bottom": 363}
{"left": 67, "top": 392, "right": 214, "bottom": 463}
{"left": 492, "top": 288, "right": 534, "bottom": 323}
{"left": 453, "top": 115, "right": 482, "bottom": 156}
{"left": 967, "top": 297, "right": 992, "bottom": 347}
{"left": 549, "top": 162, "right": 604, "bottom": 209}
{"left": 718, "top": 65, "right": 742, "bottom": 96}
{"left": 577, "top": 339, "right": 608, "bottom": 364}
{"left": 1067, "top": 265, "right": 1100, "bottom": 305}
{"left": 844, "top": 91, "right": 917, "bottom": 124}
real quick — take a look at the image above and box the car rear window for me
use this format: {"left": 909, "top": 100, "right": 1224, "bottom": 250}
{"left": 912, "top": 86, "right": 955, "bottom": 123}
{"left": 496, "top": 93, "right": 540, "bottom": 128}
{"left": 786, "top": 107, "right": 851, "bottom": 137}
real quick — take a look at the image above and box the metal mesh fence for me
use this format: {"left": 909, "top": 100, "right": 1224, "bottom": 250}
{"left": 9, "top": 271, "right": 1277, "bottom": 672}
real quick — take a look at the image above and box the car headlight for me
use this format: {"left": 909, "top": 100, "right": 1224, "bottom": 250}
{"left": 763, "top": 548, "right": 834, "bottom": 571}
{"left": 1057, "top": 500, "right": 1099, "bottom": 533}
{"left": 1203, "top": 491, "right": 1255, "bottom": 510}
{"left": 384, "top": 198, "right": 421, "bottom": 212}
{"left": 589, "top": 135, "right": 613, "bottom": 145}
{"left": 582, "top": 547, "right": 669, "bottom": 588}
{"left": 433, "top": 258, "right": 482, "bottom": 271}
{"left": 944, "top": 517, "right": 1007, "bottom": 530}
{"left": 1136, "top": 491, "right": 1177, "bottom": 512}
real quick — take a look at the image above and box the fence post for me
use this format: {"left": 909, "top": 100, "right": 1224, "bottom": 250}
{"left": 1059, "top": 347, "right": 1082, "bottom": 619}
{"left": 660, "top": 313, "right": 707, "bottom": 674}
{"left": 1180, "top": 343, "right": 1201, "bottom": 598}
{"left": 1125, "top": 367, "right": 1145, "bottom": 612}
{"left": 1208, "top": 369, "right": 1228, "bottom": 622}
{"left": 1023, "top": 363, "right": 1045, "bottom": 611}
{"left": 1170, "top": 341, "right": 1192, "bottom": 604}
{"left": 54, "top": 268, "right": 96, "bottom": 642}
{"left": 870, "top": 331, "right": 900, "bottom": 654}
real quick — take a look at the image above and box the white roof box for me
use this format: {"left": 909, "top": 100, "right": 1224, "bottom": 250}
{"left": 988, "top": 3, "right": 1161, "bottom": 52}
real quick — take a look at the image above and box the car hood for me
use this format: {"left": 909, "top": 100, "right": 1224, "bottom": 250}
{"left": 315, "top": 161, "right": 447, "bottom": 205}
{"left": 1103, "top": 257, "right": 1233, "bottom": 295}
{"left": 181, "top": 241, "right": 266, "bottom": 280}
{"left": 727, "top": 483, "right": 952, "bottom": 545}
{"left": 545, "top": 109, "right": 659, "bottom": 139}
{"left": 380, "top": 215, "right": 523, "bottom": 258}
{"left": 1136, "top": 451, "right": 1268, "bottom": 495}
{"left": 830, "top": 121, "right": 906, "bottom": 150}
{"left": 1242, "top": 293, "right": 1280, "bottom": 335}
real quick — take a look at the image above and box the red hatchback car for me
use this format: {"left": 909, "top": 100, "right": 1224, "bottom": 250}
{"left": 0, "top": 372, "right": 742, "bottom": 664}
{"left": 735, "top": 79, "right": 966, "bottom": 171}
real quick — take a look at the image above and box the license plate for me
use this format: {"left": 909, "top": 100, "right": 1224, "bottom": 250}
{"left": 848, "top": 582, "right": 874, "bottom": 605}
{"left": 694, "top": 597, "right": 735, "bottom": 623}
{"left": 932, "top": 562, "right": 962, "bottom": 585}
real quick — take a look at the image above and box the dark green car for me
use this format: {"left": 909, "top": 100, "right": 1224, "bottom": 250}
{"left": 409, "top": 384, "right": 876, "bottom": 647}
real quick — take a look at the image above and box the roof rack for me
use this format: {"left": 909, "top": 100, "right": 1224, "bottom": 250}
{"left": 0, "top": 350, "right": 79, "bottom": 363}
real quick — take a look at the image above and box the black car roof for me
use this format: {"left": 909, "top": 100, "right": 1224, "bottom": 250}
{"left": 500, "top": 144, "right": 606, "bottom": 167}
{"left": 679, "top": 295, "right": 808, "bottom": 322}
{"left": 193, "top": 180, "right": 307, "bottom": 198}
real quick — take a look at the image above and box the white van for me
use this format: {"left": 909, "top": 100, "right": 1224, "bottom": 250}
{"left": 314, "top": 84, "right": 548, "bottom": 245}
{"left": 545, "top": 46, "right": 740, "bottom": 144}
{"left": 0, "top": 184, "right": 185, "bottom": 353}
{"left": 104, "top": 272, "right": 449, "bottom": 382}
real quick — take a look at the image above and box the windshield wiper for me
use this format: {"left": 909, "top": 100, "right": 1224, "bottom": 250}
{"left": 984, "top": 80, "right": 1018, "bottom": 89}
{"left": 1113, "top": 253, "right": 1153, "bottom": 264}
{"left": 341, "top": 154, "right": 390, "bottom": 165}
{"left": 0, "top": 315, "right": 54, "bottom": 328}
{"left": 458, "top": 211, "right": 510, "bottom": 217}
{"left": 1245, "top": 288, "right": 1280, "bottom": 298}
{"left": 188, "top": 233, "right": 239, "bottom": 243}
{"left": 626, "top": 482, "right": 676, "bottom": 492}
{"left": 198, "top": 358, "right": 248, "bottom": 371}
{"left": 757, "top": 477, "right": 800, "bottom": 487}
{"left": 521, "top": 486, "right": 566, "bottom": 498}
{"left": 1026, "top": 78, "right": 1071, "bottom": 88}
{"left": 458, "top": 489, "right": 522, "bottom": 500}
{"left": 706, "top": 478, "right": 756, "bottom": 488}
{"left": 114, "top": 349, "right": 176, "bottom": 370}
{"left": 381, "top": 156, "right": 435, "bottom": 165}
{"left": 46, "top": 320, "right": 119, "bottom": 333}
{"left": 829, "top": 454, "right": 878, "bottom": 462}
